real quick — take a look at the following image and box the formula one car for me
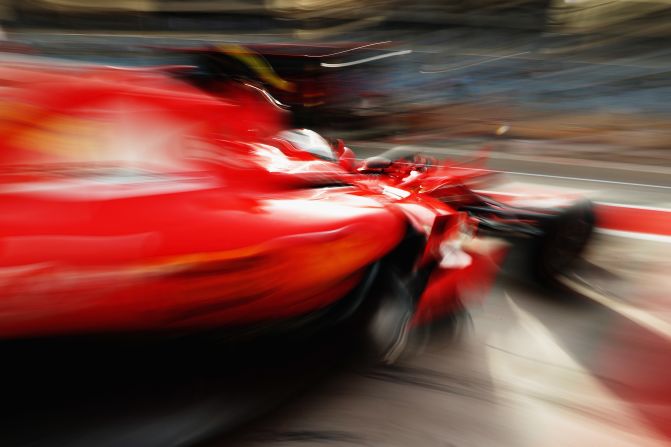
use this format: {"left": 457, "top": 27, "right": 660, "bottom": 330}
{"left": 276, "top": 130, "right": 595, "bottom": 285}
{"left": 0, "top": 61, "right": 503, "bottom": 363}
{"left": 142, "top": 42, "right": 594, "bottom": 281}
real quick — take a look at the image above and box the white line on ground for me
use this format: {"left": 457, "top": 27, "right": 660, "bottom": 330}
{"left": 596, "top": 202, "right": 671, "bottom": 213}
{"left": 474, "top": 189, "right": 592, "bottom": 200}
{"left": 559, "top": 275, "right": 671, "bottom": 342}
{"left": 372, "top": 144, "right": 671, "bottom": 176}
{"left": 449, "top": 166, "right": 671, "bottom": 190}
{"left": 595, "top": 229, "right": 671, "bottom": 243}
{"left": 503, "top": 292, "right": 578, "bottom": 362}
{"left": 476, "top": 190, "right": 671, "bottom": 213}
{"left": 500, "top": 171, "right": 671, "bottom": 190}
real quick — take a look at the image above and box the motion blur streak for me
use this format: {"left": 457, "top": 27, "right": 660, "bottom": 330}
{"left": 0, "top": 2, "right": 669, "bottom": 447}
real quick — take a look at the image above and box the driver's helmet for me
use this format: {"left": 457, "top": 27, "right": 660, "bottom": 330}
{"left": 276, "top": 129, "right": 335, "bottom": 161}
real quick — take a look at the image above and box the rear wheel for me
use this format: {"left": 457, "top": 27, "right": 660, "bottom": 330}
{"left": 533, "top": 200, "right": 595, "bottom": 285}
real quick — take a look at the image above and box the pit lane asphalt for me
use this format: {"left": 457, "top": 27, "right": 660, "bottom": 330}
{"left": 1, "top": 152, "right": 669, "bottom": 447}
{"left": 218, "top": 149, "right": 671, "bottom": 447}
{"left": 220, "top": 233, "right": 671, "bottom": 447}
{"left": 3, "top": 229, "right": 666, "bottom": 447}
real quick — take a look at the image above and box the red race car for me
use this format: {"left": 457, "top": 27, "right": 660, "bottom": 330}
{"left": 355, "top": 146, "right": 595, "bottom": 284}
{"left": 0, "top": 61, "right": 504, "bottom": 363}
{"left": 277, "top": 130, "right": 595, "bottom": 285}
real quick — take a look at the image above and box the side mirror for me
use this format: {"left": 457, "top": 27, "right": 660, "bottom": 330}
{"left": 333, "top": 138, "right": 346, "bottom": 157}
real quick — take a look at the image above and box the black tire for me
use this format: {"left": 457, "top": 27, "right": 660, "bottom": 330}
{"left": 532, "top": 200, "right": 595, "bottom": 285}
{"left": 357, "top": 270, "right": 415, "bottom": 365}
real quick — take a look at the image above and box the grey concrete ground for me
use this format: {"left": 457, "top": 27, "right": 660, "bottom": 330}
{"left": 221, "top": 233, "right": 671, "bottom": 447}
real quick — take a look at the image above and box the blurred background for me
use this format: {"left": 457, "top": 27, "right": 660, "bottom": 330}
{"left": 2, "top": 0, "right": 671, "bottom": 149}
{"left": 0, "top": 2, "right": 670, "bottom": 447}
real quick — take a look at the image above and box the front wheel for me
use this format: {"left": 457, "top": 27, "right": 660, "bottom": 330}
{"left": 358, "top": 271, "right": 415, "bottom": 365}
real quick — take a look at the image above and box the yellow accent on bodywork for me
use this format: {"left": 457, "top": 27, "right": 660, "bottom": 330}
{"left": 217, "top": 44, "right": 296, "bottom": 92}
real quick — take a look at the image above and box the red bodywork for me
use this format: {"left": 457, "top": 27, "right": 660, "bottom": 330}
{"left": 0, "top": 62, "right": 503, "bottom": 339}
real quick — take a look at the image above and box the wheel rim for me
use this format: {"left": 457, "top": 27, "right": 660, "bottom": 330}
{"left": 366, "top": 295, "right": 412, "bottom": 365}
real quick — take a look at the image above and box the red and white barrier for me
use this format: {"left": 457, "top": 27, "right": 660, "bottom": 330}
{"left": 595, "top": 203, "right": 671, "bottom": 237}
